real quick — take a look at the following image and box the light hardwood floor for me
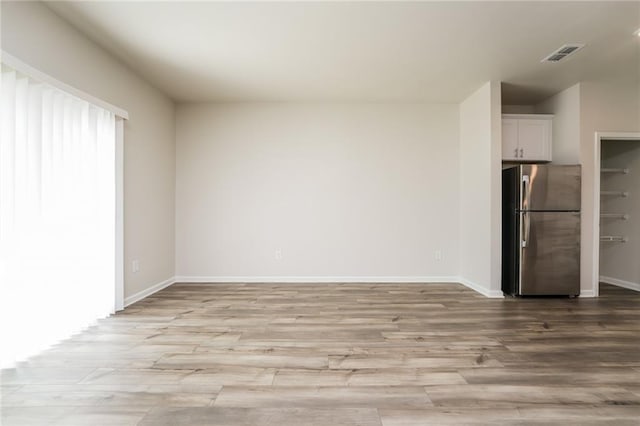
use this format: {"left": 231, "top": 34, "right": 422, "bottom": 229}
{"left": 1, "top": 283, "right": 639, "bottom": 425}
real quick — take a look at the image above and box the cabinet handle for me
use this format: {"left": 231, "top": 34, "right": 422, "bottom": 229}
{"left": 519, "top": 148, "right": 524, "bottom": 158}
{"left": 514, "top": 148, "right": 518, "bottom": 158}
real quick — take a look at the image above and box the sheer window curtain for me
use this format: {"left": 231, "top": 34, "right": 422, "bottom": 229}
{"left": 0, "top": 64, "right": 116, "bottom": 368}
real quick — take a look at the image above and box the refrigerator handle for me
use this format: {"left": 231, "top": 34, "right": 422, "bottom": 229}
{"left": 522, "top": 211, "right": 530, "bottom": 248}
{"left": 521, "top": 175, "right": 530, "bottom": 248}
{"left": 522, "top": 174, "right": 530, "bottom": 210}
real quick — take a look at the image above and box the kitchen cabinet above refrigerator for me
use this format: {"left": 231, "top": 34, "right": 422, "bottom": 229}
{"left": 502, "top": 114, "right": 553, "bottom": 162}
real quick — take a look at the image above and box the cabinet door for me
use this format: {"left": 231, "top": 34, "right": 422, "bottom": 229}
{"left": 518, "top": 119, "right": 551, "bottom": 161}
{"left": 502, "top": 119, "right": 519, "bottom": 161}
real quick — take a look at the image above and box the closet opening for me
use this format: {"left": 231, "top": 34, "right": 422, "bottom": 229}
{"left": 595, "top": 133, "right": 640, "bottom": 296}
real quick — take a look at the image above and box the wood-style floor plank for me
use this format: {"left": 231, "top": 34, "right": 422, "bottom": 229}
{"left": 1, "top": 282, "right": 639, "bottom": 425}
{"left": 138, "top": 407, "right": 383, "bottom": 426}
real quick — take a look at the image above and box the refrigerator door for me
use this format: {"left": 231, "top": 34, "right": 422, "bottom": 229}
{"left": 520, "top": 165, "right": 581, "bottom": 211}
{"left": 502, "top": 166, "right": 520, "bottom": 295}
{"left": 520, "top": 211, "right": 580, "bottom": 296}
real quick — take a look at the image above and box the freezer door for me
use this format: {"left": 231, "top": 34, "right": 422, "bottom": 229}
{"left": 520, "top": 211, "right": 580, "bottom": 296}
{"left": 520, "top": 165, "right": 581, "bottom": 211}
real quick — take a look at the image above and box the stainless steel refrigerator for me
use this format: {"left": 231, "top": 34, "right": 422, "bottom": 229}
{"left": 502, "top": 164, "right": 581, "bottom": 296}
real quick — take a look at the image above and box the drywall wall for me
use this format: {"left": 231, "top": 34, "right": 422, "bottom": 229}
{"left": 175, "top": 103, "right": 459, "bottom": 280}
{"left": 599, "top": 140, "right": 640, "bottom": 290}
{"left": 535, "top": 83, "right": 581, "bottom": 165}
{"left": 1, "top": 1, "right": 176, "bottom": 299}
{"left": 459, "top": 82, "right": 502, "bottom": 297}
{"left": 581, "top": 80, "right": 640, "bottom": 296}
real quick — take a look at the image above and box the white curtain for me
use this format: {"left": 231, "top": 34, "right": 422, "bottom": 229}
{"left": 0, "top": 64, "right": 116, "bottom": 368}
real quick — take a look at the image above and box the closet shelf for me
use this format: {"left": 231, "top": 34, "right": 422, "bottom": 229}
{"left": 601, "top": 168, "right": 629, "bottom": 174}
{"left": 600, "top": 190, "right": 629, "bottom": 197}
{"left": 600, "top": 236, "right": 628, "bottom": 243}
{"left": 600, "top": 213, "right": 629, "bottom": 220}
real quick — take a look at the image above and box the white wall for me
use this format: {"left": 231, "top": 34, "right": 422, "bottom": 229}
{"left": 459, "top": 82, "right": 502, "bottom": 297}
{"left": 535, "top": 83, "right": 581, "bottom": 165}
{"left": 1, "top": 2, "right": 176, "bottom": 299}
{"left": 599, "top": 141, "right": 640, "bottom": 290}
{"left": 175, "top": 103, "right": 459, "bottom": 281}
{"left": 581, "top": 80, "right": 640, "bottom": 295}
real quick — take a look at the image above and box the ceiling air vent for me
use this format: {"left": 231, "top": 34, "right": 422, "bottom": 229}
{"left": 541, "top": 44, "right": 585, "bottom": 63}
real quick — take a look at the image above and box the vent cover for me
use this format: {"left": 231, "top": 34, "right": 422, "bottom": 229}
{"left": 541, "top": 44, "right": 585, "bottom": 63}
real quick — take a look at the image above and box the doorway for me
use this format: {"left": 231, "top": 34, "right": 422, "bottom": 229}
{"left": 594, "top": 133, "right": 640, "bottom": 295}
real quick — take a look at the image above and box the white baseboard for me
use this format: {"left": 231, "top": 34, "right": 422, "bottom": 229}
{"left": 600, "top": 276, "right": 640, "bottom": 293}
{"left": 173, "top": 276, "right": 460, "bottom": 284}
{"left": 456, "top": 277, "right": 504, "bottom": 298}
{"left": 579, "top": 289, "right": 596, "bottom": 298}
{"left": 124, "top": 276, "right": 176, "bottom": 307}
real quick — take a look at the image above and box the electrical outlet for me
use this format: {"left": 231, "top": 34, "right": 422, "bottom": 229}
{"left": 434, "top": 250, "right": 442, "bottom": 261}
{"left": 275, "top": 249, "right": 283, "bottom": 261}
{"left": 132, "top": 260, "right": 140, "bottom": 273}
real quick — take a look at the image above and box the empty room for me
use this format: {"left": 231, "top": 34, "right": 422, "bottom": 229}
{"left": 1, "top": 1, "right": 639, "bottom": 425}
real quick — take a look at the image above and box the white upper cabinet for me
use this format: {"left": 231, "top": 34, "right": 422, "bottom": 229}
{"left": 502, "top": 114, "right": 553, "bottom": 162}
{"left": 502, "top": 118, "right": 519, "bottom": 160}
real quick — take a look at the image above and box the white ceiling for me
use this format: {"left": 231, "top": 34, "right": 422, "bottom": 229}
{"left": 46, "top": 1, "right": 640, "bottom": 104}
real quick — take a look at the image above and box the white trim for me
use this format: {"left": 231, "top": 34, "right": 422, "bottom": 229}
{"left": 114, "top": 118, "right": 125, "bottom": 312}
{"left": 592, "top": 132, "right": 640, "bottom": 298}
{"left": 600, "top": 276, "right": 640, "bottom": 293}
{"left": 124, "top": 277, "right": 175, "bottom": 307}
{"left": 1, "top": 50, "right": 129, "bottom": 120}
{"left": 579, "top": 289, "right": 595, "bottom": 298}
{"left": 173, "top": 276, "right": 460, "bottom": 284}
{"left": 592, "top": 133, "right": 602, "bottom": 298}
{"left": 457, "top": 277, "right": 504, "bottom": 298}
{"left": 502, "top": 113, "right": 554, "bottom": 120}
